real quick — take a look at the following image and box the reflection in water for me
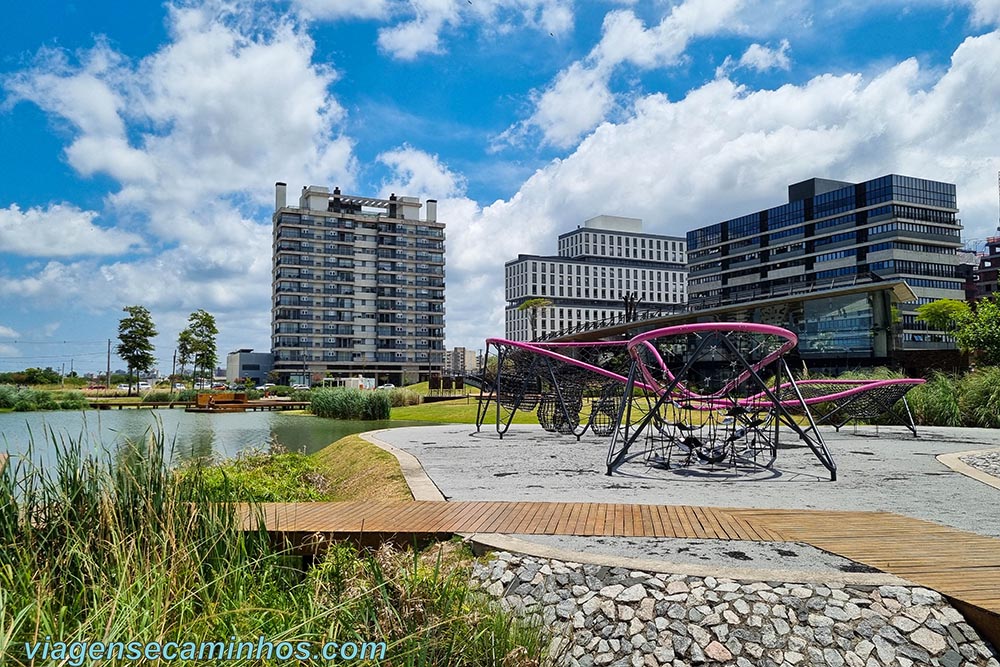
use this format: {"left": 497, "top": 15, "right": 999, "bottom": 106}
{"left": 0, "top": 409, "right": 433, "bottom": 466}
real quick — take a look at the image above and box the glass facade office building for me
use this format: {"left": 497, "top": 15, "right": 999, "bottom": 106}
{"left": 687, "top": 175, "right": 963, "bottom": 362}
{"left": 270, "top": 184, "right": 445, "bottom": 386}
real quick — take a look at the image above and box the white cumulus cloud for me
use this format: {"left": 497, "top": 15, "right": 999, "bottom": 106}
{"left": 292, "top": 0, "right": 574, "bottom": 60}
{"left": 443, "top": 30, "right": 1000, "bottom": 349}
{"left": 499, "top": 0, "right": 745, "bottom": 148}
{"left": 717, "top": 39, "right": 792, "bottom": 77}
{"left": 0, "top": 204, "right": 144, "bottom": 257}
{"left": 1, "top": 2, "right": 357, "bottom": 356}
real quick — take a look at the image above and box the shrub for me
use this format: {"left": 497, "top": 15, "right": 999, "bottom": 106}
{"left": 363, "top": 390, "right": 392, "bottom": 420}
{"left": 907, "top": 372, "right": 962, "bottom": 427}
{"left": 958, "top": 366, "right": 1000, "bottom": 428}
{"left": 55, "top": 392, "right": 90, "bottom": 410}
{"left": 0, "top": 384, "right": 17, "bottom": 409}
{"left": 181, "top": 447, "right": 330, "bottom": 502}
{"left": 12, "top": 397, "right": 37, "bottom": 412}
{"left": 290, "top": 388, "right": 312, "bottom": 401}
{"left": 388, "top": 388, "right": 422, "bottom": 407}
{"left": 142, "top": 391, "right": 176, "bottom": 403}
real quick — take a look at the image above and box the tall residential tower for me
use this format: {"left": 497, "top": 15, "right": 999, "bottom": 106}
{"left": 270, "top": 183, "right": 445, "bottom": 386}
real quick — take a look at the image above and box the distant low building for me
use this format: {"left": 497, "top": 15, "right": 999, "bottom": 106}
{"left": 226, "top": 349, "right": 273, "bottom": 385}
{"left": 975, "top": 236, "right": 1000, "bottom": 299}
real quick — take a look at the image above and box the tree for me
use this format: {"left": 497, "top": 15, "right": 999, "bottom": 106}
{"left": 117, "top": 306, "right": 157, "bottom": 396}
{"left": 176, "top": 328, "right": 194, "bottom": 384}
{"left": 955, "top": 297, "right": 1000, "bottom": 365}
{"left": 517, "top": 298, "right": 553, "bottom": 341}
{"left": 916, "top": 299, "right": 970, "bottom": 336}
{"left": 180, "top": 310, "right": 219, "bottom": 385}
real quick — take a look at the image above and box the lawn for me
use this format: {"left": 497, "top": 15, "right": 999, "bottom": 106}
{"left": 390, "top": 397, "right": 540, "bottom": 424}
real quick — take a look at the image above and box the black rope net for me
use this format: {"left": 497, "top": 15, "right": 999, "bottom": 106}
{"left": 476, "top": 340, "right": 632, "bottom": 439}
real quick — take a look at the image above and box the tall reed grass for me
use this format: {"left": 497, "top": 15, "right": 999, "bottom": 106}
{"left": 0, "top": 430, "right": 553, "bottom": 666}
{"left": 310, "top": 389, "right": 392, "bottom": 420}
{"left": 833, "top": 366, "right": 1000, "bottom": 428}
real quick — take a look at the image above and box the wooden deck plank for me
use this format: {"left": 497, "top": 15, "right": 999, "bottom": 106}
{"left": 249, "top": 499, "right": 1000, "bottom": 620}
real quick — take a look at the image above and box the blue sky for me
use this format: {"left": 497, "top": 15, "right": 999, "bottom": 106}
{"left": 2, "top": 0, "right": 1000, "bottom": 374}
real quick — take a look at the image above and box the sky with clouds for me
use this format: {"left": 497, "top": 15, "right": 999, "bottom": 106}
{"left": 2, "top": 0, "right": 1000, "bottom": 374}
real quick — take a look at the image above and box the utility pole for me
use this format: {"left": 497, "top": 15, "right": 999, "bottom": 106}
{"left": 106, "top": 338, "right": 111, "bottom": 389}
{"left": 172, "top": 349, "right": 177, "bottom": 381}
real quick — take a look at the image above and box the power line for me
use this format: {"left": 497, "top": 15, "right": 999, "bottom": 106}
{"left": 0, "top": 352, "right": 107, "bottom": 361}
{"left": 6, "top": 339, "right": 108, "bottom": 345}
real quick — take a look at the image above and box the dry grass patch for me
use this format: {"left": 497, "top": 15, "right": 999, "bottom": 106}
{"left": 312, "top": 433, "right": 412, "bottom": 501}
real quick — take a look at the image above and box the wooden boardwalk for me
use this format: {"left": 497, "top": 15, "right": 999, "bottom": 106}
{"left": 248, "top": 499, "right": 1000, "bottom": 630}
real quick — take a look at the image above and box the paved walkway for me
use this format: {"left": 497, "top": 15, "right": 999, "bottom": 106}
{"left": 372, "top": 424, "right": 1000, "bottom": 538}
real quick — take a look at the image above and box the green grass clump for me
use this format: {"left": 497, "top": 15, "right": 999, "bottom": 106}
{"left": 310, "top": 388, "right": 391, "bottom": 420}
{"left": 0, "top": 430, "right": 555, "bottom": 666}
{"left": 388, "top": 388, "right": 422, "bottom": 407}
{"left": 0, "top": 385, "right": 89, "bottom": 412}
{"left": 906, "top": 372, "right": 962, "bottom": 428}
{"left": 957, "top": 366, "right": 1000, "bottom": 428}
{"left": 181, "top": 446, "right": 332, "bottom": 502}
{"left": 309, "top": 542, "right": 553, "bottom": 666}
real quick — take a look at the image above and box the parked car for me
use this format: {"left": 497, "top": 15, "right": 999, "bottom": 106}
{"left": 376, "top": 383, "right": 396, "bottom": 390}
{"left": 173, "top": 383, "right": 186, "bottom": 390}
{"left": 116, "top": 384, "right": 130, "bottom": 391}
{"left": 256, "top": 383, "right": 276, "bottom": 391}
{"left": 137, "top": 381, "right": 151, "bottom": 390}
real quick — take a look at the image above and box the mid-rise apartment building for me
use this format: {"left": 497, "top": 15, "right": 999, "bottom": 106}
{"left": 270, "top": 183, "right": 445, "bottom": 386}
{"left": 505, "top": 215, "right": 687, "bottom": 341}
{"left": 447, "top": 346, "right": 478, "bottom": 375}
{"left": 686, "top": 175, "right": 963, "bottom": 358}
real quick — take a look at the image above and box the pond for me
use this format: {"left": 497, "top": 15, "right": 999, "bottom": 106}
{"left": 0, "top": 409, "right": 432, "bottom": 467}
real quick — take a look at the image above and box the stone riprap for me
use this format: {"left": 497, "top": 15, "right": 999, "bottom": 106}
{"left": 960, "top": 451, "right": 1000, "bottom": 479}
{"left": 472, "top": 552, "right": 999, "bottom": 667}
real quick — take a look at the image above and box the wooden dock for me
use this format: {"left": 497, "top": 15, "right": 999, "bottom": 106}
{"left": 87, "top": 400, "right": 309, "bottom": 412}
{"left": 186, "top": 400, "right": 310, "bottom": 413}
{"left": 246, "top": 499, "right": 1000, "bottom": 643}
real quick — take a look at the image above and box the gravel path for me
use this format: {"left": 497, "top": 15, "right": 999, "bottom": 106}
{"left": 960, "top": 450, "right": 1000, "bottom": 479}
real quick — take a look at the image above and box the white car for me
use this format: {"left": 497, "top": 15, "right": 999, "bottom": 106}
{"left": 376, "top": 383, "right": 396, "bottom": 390}
{"left": 291, "top": 383, "right": 310, "bottom": 390}
{"left": 173, "top": 383, "right": 186, "bottom": 390}
{"left": 256, "top": 383, "right": 276, "bottom": 391}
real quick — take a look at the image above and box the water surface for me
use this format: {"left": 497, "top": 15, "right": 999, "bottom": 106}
{"left": 0, "top": 409, "right": 431, "bottom": 466}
